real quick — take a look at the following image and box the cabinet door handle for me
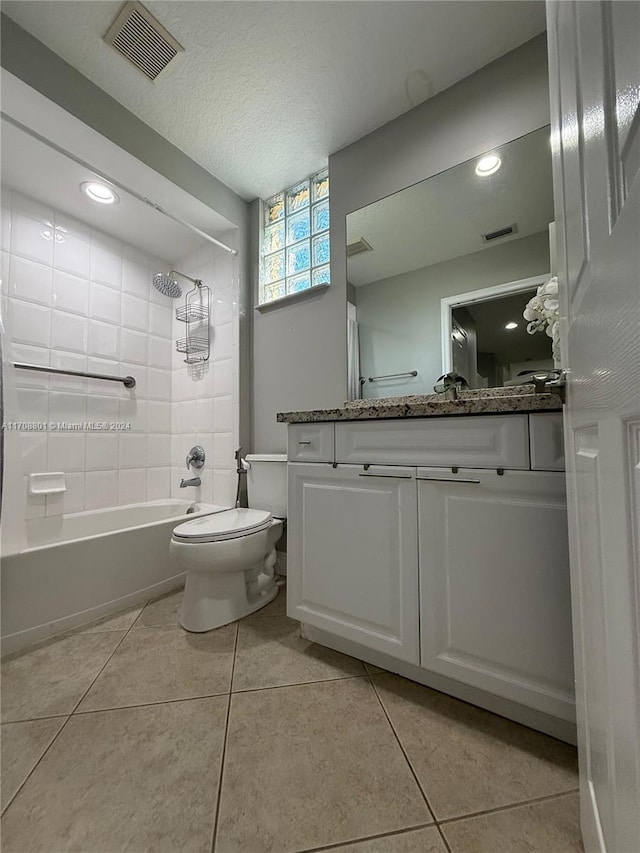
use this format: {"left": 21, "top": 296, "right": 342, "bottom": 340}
{"left": 416, "top": 476, "right": 481, "bottom": 484}
{"left": 359, "top": 472, "right": 413, "bottom": 479}
{"left": 297, "top": 441, "right": 312, "bottom": 445}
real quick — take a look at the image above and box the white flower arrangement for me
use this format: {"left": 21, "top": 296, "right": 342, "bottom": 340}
{"left": 523, "top": 276, "right": 561, "bottom": 363}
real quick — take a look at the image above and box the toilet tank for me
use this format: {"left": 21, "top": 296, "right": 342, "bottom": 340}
{"left": 245, "top": 454, "right": 287, "bottom": 518}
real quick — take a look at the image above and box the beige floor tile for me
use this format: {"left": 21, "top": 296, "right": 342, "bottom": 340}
{"left": 1, "top": 632, "right": 125, "bottom": 722}
{"left": 232, "top": 615, "right": 366, "bottom": 691}
{"left": 215, "top": 678, "right": 432, "bottom": 853}
{"left": 77, "top": 604, "right": 144, "bottom": 633}
{"left": 373, "top": 673, "right": 578, "bottom": 821}
{"left": 330, "top": 825, "right": 447, "bottom": 852}
{"left": 1, "top": 717, "right": 67, "bottom": 812}
{"left": 77, "top": 624, "right": 236, "bottom": 711}
{"left": 442, "top": 793, "right": 584, "bottom": 853}
{"left": 136, "top": 588, "right": 184, "bottom": 628}
{"left": 0, "top": 697, "right": 227, "bottom": 853}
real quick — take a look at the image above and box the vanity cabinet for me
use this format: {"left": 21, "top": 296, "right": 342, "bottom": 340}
{"left": 417, "top": 468, "right": 574, "bottom": 720}
{"left": 285, "top": 412, "right": 574, "bottom": 729}
{"left": 287, "top": 463, "right": 419, "bottom": 663}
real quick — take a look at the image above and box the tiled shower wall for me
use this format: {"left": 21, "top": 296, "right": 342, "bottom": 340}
{"left": 170, "top": 236, "right": 240, "bottom": 508}
{"left": 0, "top": 188, "right": 237, "bottom": 523}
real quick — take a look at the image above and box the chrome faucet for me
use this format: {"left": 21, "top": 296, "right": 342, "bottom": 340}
{"left": 180, "top": 476, "right": 201, "bottom": 488}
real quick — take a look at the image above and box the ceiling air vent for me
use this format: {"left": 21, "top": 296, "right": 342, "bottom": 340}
{"left": 104, "top": 1, "right": 183, "bottom": 82}
{"left": 346, "top": 237, "right": 373, "bottom": 258}
{"left": 482, "top": 223, "right": 518, "bottom": 243}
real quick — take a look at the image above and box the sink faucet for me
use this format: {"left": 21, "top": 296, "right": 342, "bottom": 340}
{"left": 180, "top": 476, "right": 201, "bottom": 488}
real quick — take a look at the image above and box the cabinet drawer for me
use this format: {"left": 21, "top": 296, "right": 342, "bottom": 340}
{"left": 335, "top": 415, "right": 530, "bottom": 470}
{"left": 529, "top": 414, "right": 565, "bottom": 471}
{"left": 287, "top": 423, "right": 335, "bottom": 462}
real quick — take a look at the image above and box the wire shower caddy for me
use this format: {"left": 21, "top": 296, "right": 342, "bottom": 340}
{"left": 175, "top": 280, "right": 211, "bottom": 364}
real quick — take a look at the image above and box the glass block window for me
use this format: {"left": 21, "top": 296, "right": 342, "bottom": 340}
{"left": 260, "top": 169, "right": 329, "bottom": 304}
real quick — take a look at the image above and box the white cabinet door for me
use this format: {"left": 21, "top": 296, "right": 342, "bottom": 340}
{"left": 287, "top": 463, "right": 419, "bottom": 663}
{"left": 418, "top": 468, "right": 575, "bottom": 720}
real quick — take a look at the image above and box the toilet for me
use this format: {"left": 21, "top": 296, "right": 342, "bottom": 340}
{"left": 170, "top": 454, "right": 287, "bottom": 632}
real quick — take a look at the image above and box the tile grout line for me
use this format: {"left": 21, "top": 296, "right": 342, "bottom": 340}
{"left": 365, "top": 670, "right": 439, "bottom": 825}
{"left": 297, "top": 820, "right": 440, "bottom": 853}
{"left": 0, "top": 602, "right": 149, "bottom": 818}
{"left": 210, "top": 620, "right": 240, "bottom": 853}
{"left": 435, "top": 788, "right": 581, "bottom": 827}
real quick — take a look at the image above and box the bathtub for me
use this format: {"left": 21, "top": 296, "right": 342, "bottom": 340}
{"left": 1, "top": 500, "right": 228, "bottom": 656}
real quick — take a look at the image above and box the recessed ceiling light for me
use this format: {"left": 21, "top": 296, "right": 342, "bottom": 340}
{"left": 81, "top": 181, "right": 119, "bottom": 205}
{"left": 475, "top": 155, "right": 501, "bottom": 177}
{"left": 505, "top": 321, "right": 518, "bottom": 330}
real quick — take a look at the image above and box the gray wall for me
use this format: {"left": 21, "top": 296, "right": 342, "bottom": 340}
{"left": 252, "top": 33, "right": 550, "bottom": 450}
{"left": 355, "top": 231, "right": 550, "bottom": 398}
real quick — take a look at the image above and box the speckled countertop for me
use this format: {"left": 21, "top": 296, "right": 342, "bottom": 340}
{"left": 276, "top": 385, "right": 562, "bottom": 423}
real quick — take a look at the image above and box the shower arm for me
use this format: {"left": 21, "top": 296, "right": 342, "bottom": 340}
{"left": 169, "top": 270, "right": 203, "bottom": 286}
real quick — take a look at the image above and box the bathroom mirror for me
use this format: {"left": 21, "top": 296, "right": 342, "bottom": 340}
{"left": 346, "top": 125, "right": 554, "bottom": 399}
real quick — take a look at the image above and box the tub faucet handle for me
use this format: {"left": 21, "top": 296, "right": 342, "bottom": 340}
{"left": 186, "top": 445, "right": 205, "bottom": 469}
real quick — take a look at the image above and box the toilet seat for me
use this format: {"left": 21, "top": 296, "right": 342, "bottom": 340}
{"left": 172, "top": 508, "right": 272, "bottom": 544}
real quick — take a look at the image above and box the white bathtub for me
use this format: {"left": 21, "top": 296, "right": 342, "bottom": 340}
{"left": 1, "top": 500, "right": 228, "bottom": 656}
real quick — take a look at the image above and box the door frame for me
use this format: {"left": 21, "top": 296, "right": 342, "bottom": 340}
{"left": 440, "top": 272, "right": 550, "bottom": 374}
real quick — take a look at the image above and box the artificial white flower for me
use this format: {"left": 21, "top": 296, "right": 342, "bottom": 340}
{"left": 524, "top": 276, "right": 561, "bottom": 363}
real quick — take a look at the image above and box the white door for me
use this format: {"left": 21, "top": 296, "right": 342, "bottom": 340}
{"left": 418, "top": 468, "right": 574, "bottom": 721}
{"left": 548, "top": 2, "right": 640, "bottom": 850}
{"left": 287, "top": 463, "right": 419, "bottom": 663}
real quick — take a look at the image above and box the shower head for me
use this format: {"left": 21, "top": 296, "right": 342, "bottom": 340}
{"left": 152, "top": 272, "right": 182, "bottom": 299}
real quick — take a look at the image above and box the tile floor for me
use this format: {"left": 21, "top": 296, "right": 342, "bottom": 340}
{"left": 1, "top": 580, "right": 583, "bottom": 853}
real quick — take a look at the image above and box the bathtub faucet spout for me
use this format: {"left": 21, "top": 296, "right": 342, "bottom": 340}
{"left": 180, "top": 477, "right": 201, "bottom": 488}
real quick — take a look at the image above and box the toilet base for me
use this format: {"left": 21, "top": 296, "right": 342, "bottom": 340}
{"left": 179, "top": 568, "right": 279, "bottom": 632}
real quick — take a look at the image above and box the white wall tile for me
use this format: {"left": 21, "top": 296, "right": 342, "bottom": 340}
{"left": 49, "top": 392, "right": 87, "bottom": 424}
{"left": 146, "top": 466, "right": 171, "bottom": 501}
{"left": 212, "top": 322, "right": 232, "bottom": 361}
{"left": 118, "top": 433, "right": 147, "bottom": 469}
{"left": 9, "top": 299, "right": 51, "bottom": 348}
{"left": 52, "top": 270, "right": 89, "bottom": 316}
{"left": 149, "top": 302, "right": 172, "bottom": 338}
{"left": 121, "top": 293, "right": 149, "bottom": 331}
{"left": 147, "top": 401, "right": 171, "bottom": 433}
{"left": 148, "top": 335, "right": 172, "bottom": 370}
{"left": 147, "top": 434, "right": 171, "bottom": 467}
{"left": 87, "top": 395, "right": 120, "bottom": 422}
{"left": 196, "top": 397, "right": 215, "bottom": 433}
{"left": 60, "top": 472, "right": 85, "bottom": 514}
{"left": 88, "top": 320, "right": 119, "bottom": 360}
{"left": 12, "top": 214, "right": 54, "bottom": 266}
{"left": 213, "top": 432, "right": 233, "bottom": 469}
{"left": 213, "top": 359, "right": 232, "bottom": 397}
{"left": 120, "top": 397, "right": 147, "bottom": 433}
{"left": 148, "top": 368, "right": 171, "bottom": 401}
{"left": 90, "top": 242, "right": 121, "bottom": 289}
{"left": 85, "top": 470, "right": 118, "bottom": 510}
{"left": 51, "top": 310, "right": 88, "bottom": 355}
{"left": 87, "top": 357, "right": 122, "bottom": 398}
{"left": 47, "top": 432, "right": 86, "bottom": 472}
{"left": 12, "top": 344, "right": 50, "bottom": 390}
{"left": 54, "top": 233, "right": 91, "bottom": 278}
{"left": 49, "top": 350, "right": 88, "bottom": 394}
{"left": 9, "top": 256, "right": 52, "bottom": 305}
{"left": 120, "top": 327, "right": 148, "bottom": 365}
{"left": 122, "top": 259, "right": 150, "bottom": 299}
{"left": 214, "top": 396, "right": 232, "bottom": 432}
{"left": 90, "top": 282, "right": 121, "bottom": 324}
{"left": 54, "top": 212, "right": 92, "bottom": 243}
{"left": 21, "top": 431, "right": 48, "bottom": 474}
{"left": 118, "top": 468, "right": 147, "bottom": 505}
{"left": 86, "top": 433, "right": 118, "bottom": 470}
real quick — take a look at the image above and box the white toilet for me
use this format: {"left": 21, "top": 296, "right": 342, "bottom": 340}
{"left": 170, "top": 454, "right": 287, "bottom": 632}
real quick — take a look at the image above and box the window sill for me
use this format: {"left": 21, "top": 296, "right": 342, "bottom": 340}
{"left": 254, "top": 283, "right": 330, "bottom": 312}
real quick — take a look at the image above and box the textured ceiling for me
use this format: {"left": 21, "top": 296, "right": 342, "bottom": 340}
{"left": 2, "top": 1, "right": 546, "bottom": 201}
{"left": 346, "top": 125, "right": 553, "bottom": 286}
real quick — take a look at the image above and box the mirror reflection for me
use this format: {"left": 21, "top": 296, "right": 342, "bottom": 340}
{"left": 346, "top": 125, "right": 554, "bottom": 399}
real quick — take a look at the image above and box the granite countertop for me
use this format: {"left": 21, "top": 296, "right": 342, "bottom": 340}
{"left": 276, "top": 385, "right": 563, "bottom": 423}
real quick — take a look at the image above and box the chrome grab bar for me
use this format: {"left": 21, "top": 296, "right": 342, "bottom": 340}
{"left": 359, "top": 472, "right": 413, "bottom": 479}
{"left": 13, "top": 362, "right": 136, "bottom": 389}
{"left": 368, "top": 370, "right": 418, "bottom": 382}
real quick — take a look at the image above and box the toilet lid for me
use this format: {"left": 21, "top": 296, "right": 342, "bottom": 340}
{"left": 172, "top": 508, "right": 272, "bottom": 543}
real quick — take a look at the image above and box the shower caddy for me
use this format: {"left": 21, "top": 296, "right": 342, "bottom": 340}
{"left": 175, "top": 280, "right": 211, "bottom": 364}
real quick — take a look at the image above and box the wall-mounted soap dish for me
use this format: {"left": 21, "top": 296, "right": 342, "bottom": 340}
{"left": 29, "top": 472, "right": 66, "bottom": 496}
